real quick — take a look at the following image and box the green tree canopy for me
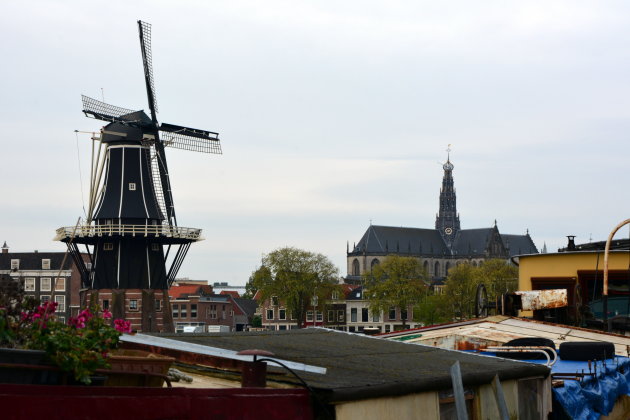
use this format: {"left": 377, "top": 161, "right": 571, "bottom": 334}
{"left": 250, "top": 247, "right": 340, "bottom": 328}
{"left": 444, "top": 259, "right": 518, "bottom": 320}
{"left": 363, "top": 255, "right": 429, "bottom": 327}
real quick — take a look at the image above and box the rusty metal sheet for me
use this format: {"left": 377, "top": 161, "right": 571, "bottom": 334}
{"left": 515, "top": 289, "right": 567, "bottom": 310}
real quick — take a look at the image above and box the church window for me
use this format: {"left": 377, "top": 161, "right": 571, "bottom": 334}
{"left": 371, "top": 259, "right": 380, "bottom": 270}
{"left": 423, "top": 261, "right": 429, "bottom": 273}
{"left": 352, "top": 259, "right": 360, "bottom": 276}
{"left": 445, "top": 262, "right": 451, "bottom": 275}
{"left": 434, "top": 262, "right": 440, "bottom": 277}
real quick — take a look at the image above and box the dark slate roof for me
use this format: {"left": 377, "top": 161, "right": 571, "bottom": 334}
{"left": 233, "top": 298, "right": 258, "bottom": 318}
{"left": 451, "top": 228, "right": 494, "bottom": 256}
{"left": 161, "top": 328, "right": 549, "bottom": 403}
{"left": 350, "top": 225, "right": 538, "bottom": 258}
{"left": 501, "top": 234, "right": 538, "bottom": 256}
{"left": 345, "top": 285, "right": 364, "bottom": 301}
{"left": 352, "top": 225, "right": 449, "bottom": 256}
{"left": 0, "top": 252, "right": 73, "bottom": 270}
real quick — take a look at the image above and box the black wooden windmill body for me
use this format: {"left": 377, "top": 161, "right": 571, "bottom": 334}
{"left": 56, "top": 21, "right": 221, "bottom": 331}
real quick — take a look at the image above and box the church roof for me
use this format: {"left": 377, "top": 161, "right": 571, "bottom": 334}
{"left": 350, "top": 225, "right": 537, "bottom": 258}
{"left": 352, "top": 225, "right": 449, "bottom": 256}
{"left": 501, "top": 233, "right": 538, "bottom": 256}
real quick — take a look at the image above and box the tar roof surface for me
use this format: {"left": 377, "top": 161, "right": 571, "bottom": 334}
{"left": 159, "top": 328, "right": 549, "bottom": 402}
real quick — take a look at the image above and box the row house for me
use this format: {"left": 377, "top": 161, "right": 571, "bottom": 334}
{"left": 169, "top": 285, "right": 257, "bottom": 332}
{"left": 257, "top": 284, "right": 418, "bottom": 333}
{"left": 0, "top": 243, "right": 83, "bottom": 323}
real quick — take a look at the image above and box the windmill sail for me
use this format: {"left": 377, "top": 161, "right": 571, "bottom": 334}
{"left": 160, "top": 123, "right": 222, "bottom": 154}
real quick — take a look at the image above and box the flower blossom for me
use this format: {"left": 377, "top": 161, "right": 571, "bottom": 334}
{"left": 114, "top": 319, "right": 132, "bottom": 333}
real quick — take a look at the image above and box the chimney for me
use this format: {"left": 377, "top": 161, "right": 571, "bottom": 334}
{"left": 567, "top": 236, "right": 576, "bottom": 251}
{"left": 1, "top": 241, "right": 8, "bottom": 254}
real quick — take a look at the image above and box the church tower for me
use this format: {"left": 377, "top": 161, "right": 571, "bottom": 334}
{"left": 435, "top": 149, "right": 460, "bottom": 247}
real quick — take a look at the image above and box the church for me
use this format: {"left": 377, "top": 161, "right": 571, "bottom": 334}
{"left": 346, "top": 154, "right": 538, "bottom": 283}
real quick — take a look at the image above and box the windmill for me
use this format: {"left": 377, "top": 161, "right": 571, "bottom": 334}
{"left": 55, "top": 21, "right": 221, "bottom": 332}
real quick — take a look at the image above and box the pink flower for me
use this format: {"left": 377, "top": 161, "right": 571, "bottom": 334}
{"left": 114, "top": 319, "right": 132, "bottom": 333}
{"left": 102, "top": 309, "right": 112, "bottom": 319}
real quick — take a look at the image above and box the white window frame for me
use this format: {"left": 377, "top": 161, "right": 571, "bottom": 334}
{"left": 306, "top": 310, "right": 313, "bottom": 322}
{"left": 316, "top": 311, "right": 323, "bottom": 322}
{"left": 129, "top": 182, "right": 136, "bottom": 191}
{"left": 129, "top": 299, "right": 138, "bottom": 311}
{"left": 266, "top": 309, "right": 274, "bottom": 320}
{"left": 10, "top": 259, "right": 19, "bottom": 270}
{"left": 24, "top": 278, "right": 36, "bottom": 292}
{"left": 42, "top": 259, "right": 51, "bottom": 270}
{"left": 54, "top": 295, "right": 65, "bottom": 312}
{"left": 279, "top": 308, "right": 286, "bottom": 320}
{"left": 54, "top": 278, "right": 65, "bottom": 292}
{"left": 338, "top": 310, "right": 345, "bottom": 322}
{"left": 40, "top": 295, "right": 50, "bottom": 304}
{"left": 40, "top": 278, "right": 51, "bottom": 292}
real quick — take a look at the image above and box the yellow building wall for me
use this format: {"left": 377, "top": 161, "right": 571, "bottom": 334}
{"left": 518, "top": 251, "right": 630, "bottom": 291}
{"left": 335, "top": 391, "right": 440, "bottom": 420}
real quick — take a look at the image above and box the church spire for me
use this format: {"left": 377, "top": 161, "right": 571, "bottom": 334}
{"left": 435, "top": 145, "right": 460, "bottom": 246}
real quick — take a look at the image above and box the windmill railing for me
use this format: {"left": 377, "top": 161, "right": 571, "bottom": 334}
{"left": 54, "top": 224, "right": 203, "bottom": 241}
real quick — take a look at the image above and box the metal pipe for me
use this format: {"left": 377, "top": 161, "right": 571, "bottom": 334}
{"left": 603, "top": 218, "right": 630, "bottom": 332}
{"left": 487, "top": 346, "right": 557, "bottom": 367}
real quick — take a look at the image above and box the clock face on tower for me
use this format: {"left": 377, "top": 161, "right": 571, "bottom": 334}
{"left": 444, "top": 227, "right": 453, "bottom": 235}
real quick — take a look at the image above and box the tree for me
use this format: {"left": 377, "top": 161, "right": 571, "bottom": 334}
{"left": 444, "top": 259, "right": 519, "bottom": 320}
{"left": 250, "top": 247, "right": 340, "bottom": 328}
{"left": 444, "top": 263, "right": 479, "bottom": 320}
{"left": 363, "top": 255, "right": 429, "bottom": 328}
{"left": 415, "top": 294, "right": 451, "bottom": 326}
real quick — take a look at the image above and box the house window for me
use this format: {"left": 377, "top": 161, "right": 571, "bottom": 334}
{"left": 42, "top": 259, "right": 51, "bottom": 270}
{"left": 401, "top": 308, "right": 408, "bottom": 320}
{"left": 102, "top": 299, "right": 110, "bottom": 310}
{"left": 151, "top": 243, "right": 160, "bottom": 251}
{"left": 332, "top": 291, "right": 339, "bottom": 300}
{"left": 209, "top": 304, "right": 217, "bottom": 319}
{"left": 362, "top": 308, "right": 369, "bottom": 322}
{"left": 338, "top": 310, "right": 345, "bottom": 322}
{"left": 316, "top": 311, "right": 323, "bottom": 322}
{"left": 351, "top": 308, "right": 357, "bottom": 322}
{"left": 40, "top": 278, "right": 51, "bottom": 292}
{"left": 271, "top": 296, "right": 279, "bottom": 306}
{"left": 389, "top": 307, "right": 396, "bottom": 320}
{"left": 306, "top": 311, "right": 313, "bottom": 322}
{"left": 104, "top": 243, "right": 114, "bottom": 251}
{"left": 10, "top": 259, "right": 19, "bottom": 270}
{"left": 24, "top": 278, "right": 35, "bottom": 292}
{"left": 155, "top": 299, "right": 161, "bottom": 311}
{"left": 267, "top": 309, "right": 274, "bottom": 320}
{"left": 54, "top": 296, "right": 65, "bottom": 312}
{"left": 222, "top": 309, "right": 226, "bottom": 319}
{"left": 40, "top": 295, "right": 50, "bottom": 304}
{"left": 191, "top": 304, "right": 197, "bottom": 319}
{"left": 129, "top": 183, "right": 136, "bottom": 191}
{"left": 172, "top": 304, "right": 179, "bottom": 318}
{"left": 279, "top": 309, "right": 286, "bottom": 320}
{"left": 180, "top": 305, "right": 187, "bottom": 318}
{"left": 328, "top": 310, "right": 335, "bottom": 322}
{"left": 54, "top": 278, "right": 65, "bottom": 292}
{"left": 57, "top": 316, "right": 66, "bottom": 324}
{"left": 372, "top": 311, "right": 380, "bottom": 322}
{"left": 129, "top": 299, "right": 138, "bottom": 311}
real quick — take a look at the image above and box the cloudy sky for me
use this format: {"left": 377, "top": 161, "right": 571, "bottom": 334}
{"left": 1, "top": 1, "right": 629, "bottom": 285}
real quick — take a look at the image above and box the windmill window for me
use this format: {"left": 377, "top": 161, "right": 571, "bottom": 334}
{"left": 129, "top": 183, "right": 136, "bottom": 191}
{"left": 104, "top": 243, "right": 114, "bottom": 251}
{"left": 151, "top": 243, "right": 160, "bottom": 251}
{"left": 155, "top": 299, "right": 161, "bottom": 311}
{"left": 42, "top": 259, "right": 51, "bottom": 270}
{"left": 86, "top": 262, "right": 93, "bottom": 270}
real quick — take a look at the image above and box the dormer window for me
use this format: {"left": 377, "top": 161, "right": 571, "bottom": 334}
{"left": 42, "top": 259, "right": 51, "bottom": 270}
{"left": 129, "top": 183, "right": 136, "bottom": 191}
{"left": 332, "top": 291, "right": 339, "bottom": 300}
{"left": 10, "top": 259, "right": 19, "bottom": 270}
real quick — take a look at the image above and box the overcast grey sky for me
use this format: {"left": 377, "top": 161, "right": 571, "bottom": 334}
{"left": 1, "top": 1, "right": 629, "bottom": 285}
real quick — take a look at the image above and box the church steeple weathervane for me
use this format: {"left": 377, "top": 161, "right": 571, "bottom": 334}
{"left": 436, "top": 145, "right": 460, "bottom": 245}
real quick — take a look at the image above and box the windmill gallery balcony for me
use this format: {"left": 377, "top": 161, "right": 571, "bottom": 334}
{"left": 54, "top": 224, "right": 203, "bottom": 244}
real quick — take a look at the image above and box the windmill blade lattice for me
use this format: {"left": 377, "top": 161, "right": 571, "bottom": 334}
{"left": 138, "top": 20, "right": 158, "bottom": 118}
{"left": 82, "top": 95, "right": 140, "bottom": 123}
{"left": 160, "top": 123, "right": 222, "bottom": 154}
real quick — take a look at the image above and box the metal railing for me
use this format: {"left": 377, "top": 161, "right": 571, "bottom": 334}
{"left": 54, "top": 224, "right": 203, "bottom": 241}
